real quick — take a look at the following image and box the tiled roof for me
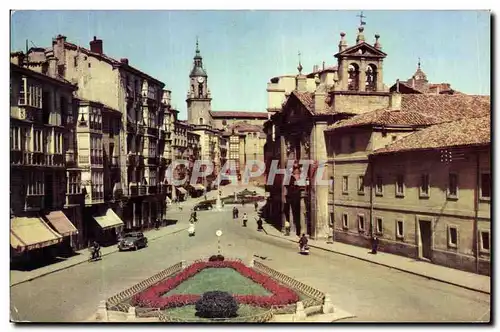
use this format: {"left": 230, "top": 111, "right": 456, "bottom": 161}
{"left": 292, "top": 91, "right": 315, "bottom": 113}
{"left": 327, "top": 109, "right": 437, "bottom": 131}
{"left": 229, "top": 122, "right": 263, "bottom": 133}
{"left": 210, "top": 111, "right": 268, "bottom": 119}
{"left": 400, "top": 94, "right": 490, "bottom": 122}
{"left": 372, "top": 115, "right": 490, "bottom": 155}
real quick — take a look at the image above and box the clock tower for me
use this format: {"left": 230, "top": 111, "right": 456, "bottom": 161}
{"left": 186, "top": 38, "right": 212, "bottom": 126}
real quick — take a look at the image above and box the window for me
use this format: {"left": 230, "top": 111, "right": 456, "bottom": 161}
{"left": 420, "top": 174, "right": 430, "bottom": 198}
{"left": 447, "top": 173, "right": 458, "bottom": 198}
{"left": 480, "top": 231, "right": 490, "bottom": 252}
{"left": 342, "top": 213, "right": 348, "bottom": 229}
{"left": 199, "top": 117, "right": 204, "bottom": 125}
{"left": 148, "top": 111, "right": 156, "bottom": 128}
{"left": 481, "top": 173, "right": 491, "bottom": 199}
{"left": 33, "top": 130, "right": 43, "bottom": 152}
{"left": 10, "top": 127, "right": 21, "bottom": 150}
{"left": 376, "top": 217, "right": 383, "bottom": 234}
{"left": 149, "top": 170, "right": 157, "bottom": 187}
{"left": 342, "top": 176, "right": 349, "bottom": 194}
{"left": 54, "top": 132, "right": 63, "bottom": 154}
{"left": 149, "top": 139, "right": 157, "bottom": 157}
{"left": 448, "top": 226, "right": 458, "bottom": 248}
{"left": 357, "top": 175, "right": 365, "bottom": 194}
{"left": 396, "top": 220, "right": 404, "bottom": 239}
{"left": 357, "top": 214, "right": 365, "bottom": 232}
{"left": 68, "top": 172, "right": 81, "bottom": 195}
{"left": 18, "top": 78, "right": 42, "bottom": 108}
{"left": 375, "top": 175, "right": 383, "bottom": 195}
{"left": 27, "top": 171, "right": 44, "bottom": 195}
{"left": 396, "top": 174, "right": 404, "bottom": 197}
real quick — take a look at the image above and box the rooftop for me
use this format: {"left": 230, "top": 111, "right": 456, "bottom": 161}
{"left": 210, "top": 111, "right": 268, "bottom": 119}
{"left": 372, "top": 115, "right": 490, "bottom": 155}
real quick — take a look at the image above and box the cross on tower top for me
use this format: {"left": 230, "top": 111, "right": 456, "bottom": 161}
{"left": 357, "top": 11, "right": 366, "bottom": 26}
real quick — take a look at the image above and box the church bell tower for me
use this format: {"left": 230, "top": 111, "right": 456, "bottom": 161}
{"left": 186, "top": 38, "right": 212, "bottom": 126}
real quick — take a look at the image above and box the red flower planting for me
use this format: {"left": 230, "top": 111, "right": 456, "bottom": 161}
{"left": 131, "top": 261, "right": 299, "bottom": 310}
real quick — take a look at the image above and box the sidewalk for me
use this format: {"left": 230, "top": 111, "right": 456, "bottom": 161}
{"left": 10, "top": 222, "right": 189, "bottom": 287}
{"left": 262, "top": 224, "right": 490, "bottom": 295}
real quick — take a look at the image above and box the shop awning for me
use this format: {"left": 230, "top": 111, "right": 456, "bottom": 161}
{"left": 93, "top": 209, "right": 124, "bottom": 231}
{"left": 45, "top": 211, "right": 78, "bottom": 237}
{"left": 193, "top": 184, "right": 205, "bottom": 191}
{"left": 177, "top": 187, "right": 188, "bottom": 195}
{"left": 11, "top": 217, "right": 63, "bottom": 252}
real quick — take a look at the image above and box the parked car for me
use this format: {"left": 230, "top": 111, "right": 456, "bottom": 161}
{"left": 118, "top": 232, "right": 148, "bottom": 251}
{"left": 194, "top": 201, "right": 213, "bottom": 211}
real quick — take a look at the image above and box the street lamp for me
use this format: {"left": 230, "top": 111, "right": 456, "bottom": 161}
{"left": 216, "top": 230, "right": 222, "bottom": 255}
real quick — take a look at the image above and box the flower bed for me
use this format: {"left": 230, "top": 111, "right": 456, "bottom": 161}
{"left": 131, "top": 261, "right": 299, "bottom": 310}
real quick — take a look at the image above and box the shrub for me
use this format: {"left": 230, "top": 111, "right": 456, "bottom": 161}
{"left": 195, "top": 291, "right": 239, "bottom": 318}
{"left": 216, "top": 254, "right": 225, "bottom": 261}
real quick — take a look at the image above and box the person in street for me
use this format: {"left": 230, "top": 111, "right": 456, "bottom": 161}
{"left": 92, "top": 241, "right": 101, "bottom": 260}
{"left": 254, "top": 201, "right": 258, "bottom": 212}
{"left": 284, "top": 220, "right": 291, "bottom": 236}
{"left": 299, "top": 234, "right": 308, "bottom": 251}
{"left": 188, "top": 221, "right": 196, "bottom": 237}
{"left": 204, "top": 194, "right": 207, "bottom": 201}
{"left": 371, "top": 235, "right": 379, "bottom": 254}
{"left": 190, "top": 210, "right": 197, "bottom": 223}
{"left": 242, "top": 213, "right": 248, "bottom": 227}
{"left": 232, "top": 207, "right": 237, "bottom": 219}
{"left": 235, "top": 207, "right": 239, "bottom": 219}
{"left": 256, "top": 216, "right": 263, "bottom": 231}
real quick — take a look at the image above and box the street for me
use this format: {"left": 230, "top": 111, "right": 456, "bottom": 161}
{"left": 10, "top": 193, "right": 490, "bottom": 322}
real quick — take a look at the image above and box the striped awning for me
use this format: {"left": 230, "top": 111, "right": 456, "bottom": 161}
{"left": 45, "top": 211, "right": 78, "bottom": 237}
{"left": 177, "top": 187, "right": 188, "bottom": 195}
{"left": 11, "top": 217, "right": 63, "bottom": 252}
{"left": 93, "top": 209, "right": 124, "bottom": 231}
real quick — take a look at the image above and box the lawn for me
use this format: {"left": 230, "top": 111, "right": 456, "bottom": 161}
{"left": 162, "top": 268, "right": 272, "bottom": 297}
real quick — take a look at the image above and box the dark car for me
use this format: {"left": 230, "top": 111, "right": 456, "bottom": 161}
{"left": 118, "top": 232, "right": 148, "bottom": 251}
{"left": 194, "top": 201, "right": 213, "bottom": 211}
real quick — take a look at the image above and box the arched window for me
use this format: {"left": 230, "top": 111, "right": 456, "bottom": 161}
{"left": 365, "top": 64, "right": 377, "bottom": 91}
{"left": 199, "top": 117, "right": 204, "bottom": 125}
{"left": 347, "top": 63, "right": 360, "bottom": 91}
{"left": 222, "top": 120, "right": 227, "bottom": 126}
{"left": 198, "top": 83, "right": 203, "bottom": 98}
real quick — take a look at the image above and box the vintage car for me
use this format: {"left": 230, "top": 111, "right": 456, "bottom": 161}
{"left": 118, "top": 232, "right": 148, "bottom": 251}
{"left": 194, "top": 201, "right": 214, "bottom": 211}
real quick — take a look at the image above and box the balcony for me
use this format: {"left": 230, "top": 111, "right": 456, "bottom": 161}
{"left": 146, "top": 127, "right": 158, "bottom": 137}
{"left": 127, "top": 154, "right": 138, "bottom": 166}
{"left": 25, "top": 195, "right": 44, "bottom": 211}
{"left": 11, "top": 150, "right": 23, "bottom": 166}
{"left": 138, "top": 185, "right": 147, "bottom": 196}
{"left": 159, "top": 157, "right": 168, "bottom": 167}
{"left": 65, "top": 193, "right": 83, "bottom": 207}
{"left": 138, "top": 155, "right": 145, "bottom": 167}
{"left": 127, "top": 122, "right": 136, "bottom": 133}
{"left": 90, "top": 156, "right": 104, "bottom": 166}
{"left": 159, "top": 129, "right": 166, "bottom": 140}
{"left": 128, "top": 183, "right": 138, "bottom": 196}
{"left": 146, "top": 156, "right": 158, "bottom": 166}
{"left": 79, "top": 155, "right": 90, "bottom": 165}
{"left": 46, "top": 154, "right": 65, "bottom": 167}
{"left": 148, "top": 185, "right": 157, "bottom": 195}
{"left": 158, "top": 183, "right": 168, "bottom": 194}
{"left": 24, "top": 152, "right": 46, "bottom": 167}
{"left": 137, "top": 125, "right": 145, "bottom": 136}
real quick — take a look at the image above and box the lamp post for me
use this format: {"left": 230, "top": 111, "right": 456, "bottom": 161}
{"left": 216, "top": 230, "right": 222, "bottom": 255}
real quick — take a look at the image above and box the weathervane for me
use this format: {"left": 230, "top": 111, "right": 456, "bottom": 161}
{"left": 357, "top": 11, "right": 367, "bottom": 26}
{"left": 297, "top": 51, "right": 303, "bottom": 75}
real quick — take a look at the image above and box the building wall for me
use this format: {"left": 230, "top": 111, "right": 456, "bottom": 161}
{"left": 333, "top": 94, "right": 390, "bottom": 115}
{"left": 212, "top": 117, "right": 267, "bottom": 129}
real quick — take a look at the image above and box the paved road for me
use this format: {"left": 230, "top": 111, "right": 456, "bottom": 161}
{"left": 10, "top": 200, "right": 490, "bottom": 322}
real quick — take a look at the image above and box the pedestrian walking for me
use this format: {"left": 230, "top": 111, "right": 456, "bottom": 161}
{"left": 254, "top": 201, "right": 258, "bottom": 212}
{"left": 256, "top": 216, "right": 263, "bottom": 231}
{"left": 232, "top": 207, "right": 237, "bottom": 219}
{"left": 155, "top": 218, "right": 160, "bottom": 230}
{"left": 284, "top": 220, "right": 291, "bottom": 236}
{"left": 242, "top": 213, "right": 248, "bottom": 227}
{"left": 371, "top": 235, "right": 379, "bottom": 254}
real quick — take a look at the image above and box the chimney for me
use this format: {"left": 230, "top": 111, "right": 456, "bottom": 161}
{"left": 322, "top": 61, "right": 325, "bottom": 70}
{"left": 120, "top": 58, "right": 129, "bottom": 65}
{"left": 390, "top": 92, "right": 402, "bottom": 111}
{"left": 374, "top": 34, "right": 382, "bottom": 49}
{"left": 90, "top": 36, "right": 103, "bottom": 54}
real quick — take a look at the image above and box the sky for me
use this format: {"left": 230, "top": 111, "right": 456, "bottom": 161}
{"left": 10, "top": 10, "right": 491, "bottom": 119}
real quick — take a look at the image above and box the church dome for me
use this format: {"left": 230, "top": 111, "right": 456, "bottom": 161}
{"left": 190, "top": 66, "right": 207, "bottom": 77}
